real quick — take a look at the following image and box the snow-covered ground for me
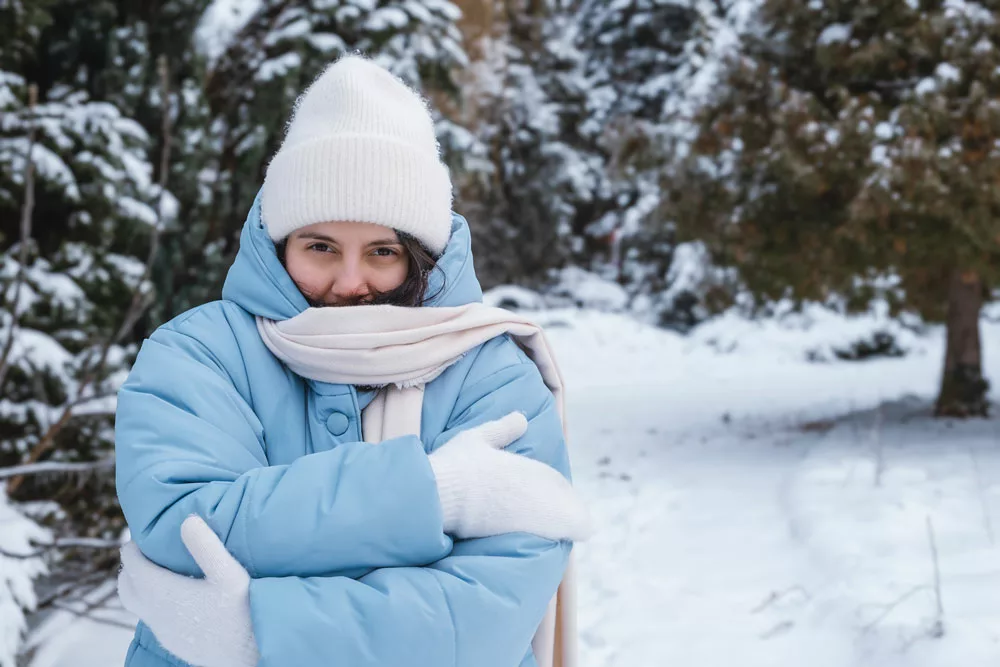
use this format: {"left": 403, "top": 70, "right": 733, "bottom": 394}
{"left": 549, "top": 310, "right": 1000, "bottom": 667}
{"left": 25, "top": 309, "right": 1000, "bottom": 666}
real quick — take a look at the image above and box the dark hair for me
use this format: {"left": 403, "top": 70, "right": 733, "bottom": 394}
{"left": 275, "top": 230, "right": 444, "bottom": 307}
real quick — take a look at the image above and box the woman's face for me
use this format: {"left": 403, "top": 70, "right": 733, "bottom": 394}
{"left": 283, "top": 221, "right": 409, "bottom": 307}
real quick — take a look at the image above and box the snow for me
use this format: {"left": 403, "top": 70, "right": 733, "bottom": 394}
{"left": 662, "top": 241, "right": 711, "bottom": 300}
{"left": 156, "top": 190, "right": 180, "bottom": 223}
{"left": 665, "top": 0, "right": 763, "bottom": 157}
{"left": 256, "top": 52, "right": 303, "bottom": 82}
{"left": 875, "top": 121, "right": 895, "bottom": 140}
{"left": 117, "top": 196, "right": 159, "bottom": 226}
{"left": 13, "top": 328, "right": 72, "bottom": 377}
{"left": 25, "top": 261, "right": 86, "bottom": 309}
{"left": 483, "top": 285, "right": 546, "bottom": 311}
{"left": 548, "top": 267, "right": 629, "bottom": 312}
{"left": 365, "top": 7, "right": 409, "bottom": 31}
{"left": 818, "top": 23, "right": 851, "bottom": 46}
{"left": 195, "top": 0, "right": 263, "bottom": 64}
{"left": 943, "top": 0, "right": 996, "bottom": 25}
{"left": 2, "top": 90, "right": 156, "bottom": 208}
{"left": 1, "top": 138, "right": 80, "bottom": 200}
{"left": 23, "top": 306, "right": 1000, "bottom": 666}
{"left": 935, "top": 63, "right": 962, "bottom": 84}
{"left": 547, "top": 309, "right": 1000, "bottom": 667}
{"left": 690, "top": 301, "right": 927, "bottom": 362}
{"left": 264, "top": 17, "right": 312, "bottom": 47}
{"left": 422, "top": 0, "right": 461, "bottom": 22}
{"left": 974, "top": 37, "right": 993, "bottom": 54}
{"left": 24, "top": 581, "right": 134, "bottom": 667}
{"left": 0, "top": 71, "right": 25, "bottom": 111}
{"left": 917, "top": 77, "right": 938, "bottom": 95}
{"left": 872, "top": 144, "right": 890, "bottom": 166}
{"left": 0, "top": 489, "right": 49, "bottom": 667}
{"left": 105, "top": 254, "right": 147, "bottom": 287}
{"left": 307, "top": 32, "right": 346, "bottom": 54}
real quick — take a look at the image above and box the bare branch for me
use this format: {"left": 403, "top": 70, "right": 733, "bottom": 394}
{"left": 48, "top": 537, "right": 121, "bottom": 550}
{"left": 6, "top": 410, "right": 73, "bottom": 494}
{"left": 35, "top": 569, "right": 114, "bottom": 611}
{"left": 0, "top": 83, "right": 39, "bottom": 388}
{"left": 64, "top": 390, "right": 119, "bottom": 416}
{"left": 860, "top": 585, "right": 930, "bottom": 634}
{"left": 0, "top": 535, "right": 121, "bottom": 560}
{"left": 50, "top": 590, "right": 136, "bottom": 631}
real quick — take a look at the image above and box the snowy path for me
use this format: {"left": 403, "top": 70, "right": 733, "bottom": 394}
{"left": 552, "top": 312, "right": 1000, "bottom": 667}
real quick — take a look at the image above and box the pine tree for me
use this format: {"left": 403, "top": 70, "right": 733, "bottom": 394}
{"left": 457, "top": 1, "right": 588, "bottom": 285}
{"left": 575, "top": 0, "right": 710, "bottom": 324}
{"left": 575, "top": 0, "right": 702, "bottom": 227}
{"left": 671, "top": 0, "right": 1000, "bottom": 415}
{"left": 0, "top": 4, "right": 163, "bottom": 649}
{"left": 454, "top": 0, "right": 703, "bottom": 302}
{"left": 452, "top": 0, "right": 628, "bottom": 288}
{"left": 107, "top": 0, "right": 228, "bottom": 327}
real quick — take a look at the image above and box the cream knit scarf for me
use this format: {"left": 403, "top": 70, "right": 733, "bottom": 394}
{"left": 256, "top": 302, "right": 578, "bottom": 667}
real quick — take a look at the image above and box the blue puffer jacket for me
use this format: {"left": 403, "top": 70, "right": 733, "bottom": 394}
{"left": 114, "top": 189, "right": 572, "bottom": 667}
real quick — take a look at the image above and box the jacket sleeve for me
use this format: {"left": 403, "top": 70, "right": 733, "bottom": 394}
{"left": 247, "top": 336, "right": 574, "bottom": 667}
{"left": 115, "top": 306, "right": 452, "bottom": 579}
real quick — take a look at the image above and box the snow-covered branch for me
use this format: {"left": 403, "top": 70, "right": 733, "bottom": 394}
{"left": 6, "top": 58, "right": 173, "bottom": 494}
{"left": 0, "top": 458, "right": 114, "bottom": 481}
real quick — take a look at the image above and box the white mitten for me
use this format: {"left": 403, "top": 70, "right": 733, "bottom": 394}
{"left": 428, "top": 412, "right": 591, "bottom": 541}
{"left": 117, "top": 516, "right": 260, "bottom": 667}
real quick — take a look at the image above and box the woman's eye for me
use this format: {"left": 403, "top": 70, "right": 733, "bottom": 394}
{"left": 372, "top": 247, "right": 398, "bottom": 257}
{"left": 309, "top": 243, "right": 332, "bottom": 253}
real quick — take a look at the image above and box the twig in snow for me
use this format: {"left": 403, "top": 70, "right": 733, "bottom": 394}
{"left": 859, "top": 585, "right": 930, "bottom": 634}
{"left": 926, "top": 515, "right": 945, "bottom": 638}
{"left": 759, "top": 620, "right": 794, "bottom": 639}
{"left": 858, "top": 519, "right": 946, "bottom": 640}
{"left": 750, "top": 585, "right": 811, "bottom": 614}
{"left": 967, "top": 446, "right": 995, "bottom": 546}
{"left": 848, "top": 397, "right": 860, "bottom": 443}
{"left": 0, "top": 83, "right": 39, "bottom": 389}
{"left": 872, "top": 402, "right": 885, "bottom": 487}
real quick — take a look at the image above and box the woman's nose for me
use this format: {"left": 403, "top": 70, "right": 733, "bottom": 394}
{"left": 330, "top": 260, "right": 368, "bottom": 300}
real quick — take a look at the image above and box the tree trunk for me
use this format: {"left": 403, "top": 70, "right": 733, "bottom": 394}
{"left": 935, "top": 270, "right": 989, "bottom": 417}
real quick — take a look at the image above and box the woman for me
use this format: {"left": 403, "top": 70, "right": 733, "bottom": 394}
{"left": 114, "top": 55, "right": 589, "bottom": 667}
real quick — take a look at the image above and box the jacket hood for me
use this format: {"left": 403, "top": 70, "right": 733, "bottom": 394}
{"left": 221, "top": 187, "right": 483, "bottom": 320}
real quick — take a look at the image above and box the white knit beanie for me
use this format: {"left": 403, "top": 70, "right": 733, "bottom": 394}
{"left": 261, "top": 55, "right": 453, "bottom": 255}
